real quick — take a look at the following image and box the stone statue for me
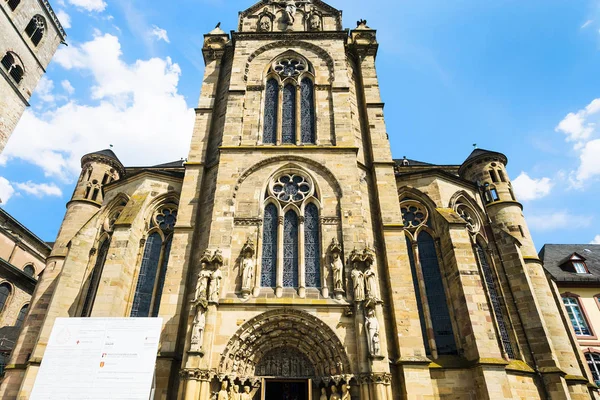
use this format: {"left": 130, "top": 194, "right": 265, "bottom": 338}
{"left": 319, "top": 388, "right": 328, "bottom": 400}
{"left": 194, "top": 263, "right": 211, "bottom": 301}
{"left": 283, "top": 0, "right": 297, "bottom": 24}
{"left": 351, "top": 266, "right": 365, "bottom": 302}
{"left": 365, "top": 307, "right": 381, "bottom": 357}
{"left": 259, "top": 16, "right": 272, "bottom": 32}
{"left": 232, "top": 356, "right": 240, "bottom": 373}
{"left": 330, "top": 386, "right": 341, "bottom": 400}
{"left": 364, "top": 262, "right": 379, "bottom": 301}
{"left": 331, "top": 252, "right": 344, "bottom": 292}
{"left": 308, "top": 10, "right": 321, "bottom": 31}
{"left": 241, "top": 243, "right": 255, "bottom": 296}
{"left": 241, "top": 385, "right": 259, "bottom": 400}
{"left": 190, "top": 304, "right": 206, "bottom": 353}
{"left": 218, "top": 381, "right": 229, "bottom": 400}
{"left": 341, "top": 385, "right": 350, "bottom": 400}
{"left": 209, "top": 267, "right": 222, "bottom": 303}
{"left": 229, "top": 385, "right": 240, "bottom": 400}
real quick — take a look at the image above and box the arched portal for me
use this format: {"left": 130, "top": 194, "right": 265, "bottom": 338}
{"left": 218, "top": 308, "right": 352, "bottom": 381}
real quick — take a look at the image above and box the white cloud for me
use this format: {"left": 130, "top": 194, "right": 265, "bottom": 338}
{"left": 555, "top": 109, "right": 596, "bottom": 144}
{"left": 528, "top": 211, "right": 592, "bottom": 231}
{"left": 591, "top": 235, "right": 600, "bottom": 244}
{"left": 582, "top": 20, "right": 593, "bottom": 29}
{"left": 61, "top": 80, "right": 75, "bottom": 95}
{"left": 4, "top": 33, "right": 194, "bottom": 181}
{"left": 574, "top": 139, "right": 600, "bottom": 183}
{"left": 67, "top": 0, "right": 106, "bottom": 12}
{"left": 35, "top": 76, "right": 55, "bottom": 103}
{"left": 0, "top": 178, "right": 15, "bottom": 204}
{"left": 14, "top": 182, "right": 63, "bottom": 198}
{"left": 151, "top": 25, "right": 170, "bottom": 43}
{"left": 512, "top": 172, "right": 553, "bottom": 201}
{"left": 56, "top": 9, "right": 71, "bottom": 29}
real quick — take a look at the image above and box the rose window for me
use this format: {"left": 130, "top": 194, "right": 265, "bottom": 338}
{"left": 155, "top": 207, "right": 178, "bottom": 231}
{"left": 273, "top": 58, "right": 307, "bottom": 78}
{"left": 272, "top": 174, "right": 311, "bottom": 202}
{"left": 401, "top": 202, "right": 428, "bottom": 229}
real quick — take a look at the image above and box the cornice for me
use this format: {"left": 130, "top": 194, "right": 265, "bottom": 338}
{"left": 232, "top": 30, "right": 348, "bottom": 42}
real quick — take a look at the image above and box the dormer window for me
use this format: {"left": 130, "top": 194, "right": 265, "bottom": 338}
{"left": 560, "top": 253, "right": 590, "bottom": 274}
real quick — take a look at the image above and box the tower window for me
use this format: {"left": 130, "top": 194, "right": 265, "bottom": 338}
{"left": 1, "top": 52, "right": 24, "bottom": 84}
{"left": 7, "top": 0, "right": 20, "bottom": 11}
{"left": 262, "top": 55, "right": 316, "bottom": 145}
{"left": 498, "top": 169, "right": 507, "bottom": 182}
{"left": 91, "top": 188, "right": 100, "bottom": 201}
{"left": 586, "top": 352, "right": 600, "bottom": 387}
{"left": 25, "top": 15, "right": 45, "bottom": 46}
{"left": 489, "top": 169, "right": 499, "bottom": 183}
{"left": 490, "top": 188, "right": 499, "bottom": 201}
{"left": 81, "top": 239, "right": 110, "bottom": 317}
{"left": 562, "top": 296, "right": 592, "bottom": 336}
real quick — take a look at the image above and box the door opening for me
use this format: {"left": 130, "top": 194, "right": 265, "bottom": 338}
{"left": 263, "top": 379, "right": 310, "bottom": 400}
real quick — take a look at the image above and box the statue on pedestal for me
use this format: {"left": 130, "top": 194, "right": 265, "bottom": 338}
{"left": 330, "top": 238, "right": 345, "bottom": 299}
{"left": 319, "top": 388, "right": 328, "bottom": 400}
{"left": 365, "top": 307, "right": 381, "bottom": 357}
{"left": 229, "top": 385, "right": 240, "bottom": 400}
{"left": 351, "top": 266, "right": 365, "bottom": 302}
{"left": 341, "top": 385, "right": 351, "bottom": 400}
{"left": 329, "top": 386, "right": 341, "bottom": 400}
{"left": 218, "top": 381, "right": 229, "bottom": 400}
{"left": 240, "top": 238, "right": 256, "bottom": 298}
{"left": 190, "top": 301, "right": 207, "bottom": 353}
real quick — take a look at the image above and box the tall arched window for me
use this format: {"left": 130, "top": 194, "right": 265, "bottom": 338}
{"left": 406, "top": 236, "right": 430, "bottom": 354}
{"left": 81, "top": 239, "right": 110, "bottom": 317}
{"left": 7, "top": 0, "right": 20, "bottom": 11}
{"left": 130, "top": 204, "right": 177, "bottom": 317}
{"left": 475, "top": 243, "right": 515, "bottom": 358}
{"left": 0, "top": 283, "right": 11, "bottom": 314}
{"left": 282, "top": 84, "right": 296, "bottom": 144}
{"left": 283, "top": 210, "right": 299, "bottom": 287}
{"left": 261, "top": 204, "right": 278, "bottom": 287}
{"left": 262, "top": 55, "right": 315, "bottom": 145}
{"left": 300, "top": 78, "right": 315, "bottom": 144}
{"left": 23, "top": 264, "right": 35, "bottom": 277}
{"left": 263, "top": 78, "right": 279, "bottom": 144}
{"left": 25, "top": 15, "right": 45, "bottom": 46}
{"left": 562, "top": 295, "right": 592, "bottom": 336}
{"left": 261, "top": 171, "right": 321, "bottom": 293}
{"left": 304, "top": 203, "right": 320, "bottom": 287}
{"left": 401, "top": 200, "right": 458, "bottom": 356}
{"left": 1, "top": 52, "right": 24, "bottom": 83}
{"left": 15, "top": 304, "right": 28, "bottom": 327}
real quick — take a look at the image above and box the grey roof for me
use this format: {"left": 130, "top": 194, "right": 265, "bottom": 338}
{"left": 151, "top": 159, "right": 186, "bottom": 168}
{"left": 86, "top": 149, "right": 120, "bottom": 161}
{"left": 462, "top": 148, "right": 507, "bottom": 165}
{"left": 540, "top": 244, "right": 600, "bottom": 284}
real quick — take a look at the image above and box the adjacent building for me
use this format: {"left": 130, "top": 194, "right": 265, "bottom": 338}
{"left": 541, "top": 244, "right": 600, "bottom": 387}
{"left": 0, "top": 0, "right": 66, "bottom": 153}
{"left": 0, "top": 1, "right": 596, "bottom": 399}
{"left": 0, "top": 207, "right": 51, "bottom": 377}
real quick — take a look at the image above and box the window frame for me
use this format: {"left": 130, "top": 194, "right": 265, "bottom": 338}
{"left": 0, "top": 282, "right": 13, "bottom": 316}
{"left": 25, "top": 14, "right": 46, "bottom": 47}
{"left": 23, "top": 263, "right": 35, "bottom": 277}
{"left": 572, "top": 261, "right": 589, "bottom": 274}
{"left": 1, "top": 51, "right": 24, "bottom": 84}
{"left": 15, "top": 303, "right": 29, "bottom": 327}
{"left": 562, "top": 293, "right": 596, "bottom": 339}
{"left": 6, "top": 0, "right": 21, "bottom": 11}
{"left": 585, "top": 351, "right": 600, "bottom": 387}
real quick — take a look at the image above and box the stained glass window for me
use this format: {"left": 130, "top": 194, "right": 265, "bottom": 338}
{"left": 282, "top": 84, "right": 296, "bottom": 144}
{"left": 15, "top": 304, "right": 28, "bottom": 327}
{"left": 563, "top": 296, "right": 591, "bottom": 336}
{"left": 406, "top": 236, "right": 430, "bottom": 355}
{"left": 586, "top": 353, "right": 600, "bottom": 386}
{"left": 417, "top": 231, "right": 457, "bottom": 355}
{"left": 0, "top": 283, "right": 11, "bottom": 315}
{"left": 81, "top": 239, "right": 111, "bottom": 317}
{"left": 130, "top": 232, "right": 163, "bottom": 317}
{"left": 261, "top": 204, "right": 278, "bottom": 287}
{"left": 476, "top": 244, "right": 515, "bottom": 358}
{"left": 300, "top": 78, "right": 315, "bottom": 144}
{"left": 283, "top": 210, "right": 299, "bottom": 287}
{"left": 263, "top": 79, "right": 279, "bottom": 144}
{"left": 272, "top": 174, "right": 311, "bottom": 203}
{"left": 304, "top": 203, "right": 320, "bottom": 287}
{"left": 151, "top": 236, "right": 172, "bottom": 317}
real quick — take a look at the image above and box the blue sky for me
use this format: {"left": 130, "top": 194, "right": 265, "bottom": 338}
{"left": 2, "top": 0, "right": 600, "bottom": 250}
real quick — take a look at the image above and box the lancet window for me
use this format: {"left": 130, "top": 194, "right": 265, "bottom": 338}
{"left": 25, "top": 15, "right": 45, "bottom": 46}
{"left": 0, "top": 283, "right": 11, "bottom": 315}
{"left": 262, "top": 55, "right": 316, "bottom": 145}
{"left": 401, "top": 199, "right": 458, "bottom": 356}
{"left": 81, "top": 205, "right": 125, "bottom": 317}
{"left": 260, "top": 171, "right": 321, "bottom": 290}
{"left": 130, "top": 203, "right": 177, "bottom": 317}
{"left": 1, "top": 52, "right": 24, "bottom": 84}
{"left": 15, "top": 304, "right": 28, "bottom": 327}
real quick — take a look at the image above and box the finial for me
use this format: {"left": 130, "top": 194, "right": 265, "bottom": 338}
{"left": 215, "top": 22, "right": 221, "bottom": 29}
{"left": 109, "top": 144, "right": 114, "bottom": 148}
{"left": 472, "top": 143, "right": 478, "bottom": 149}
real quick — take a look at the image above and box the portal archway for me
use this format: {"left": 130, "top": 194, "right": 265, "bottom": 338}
{"left": 218, "top": 308, "right": 352, "bottom": 381}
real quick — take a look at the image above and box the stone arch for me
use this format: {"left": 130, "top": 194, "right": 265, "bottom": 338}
{"left": 234, "top": 156, "right": 343, "bottom": 200}
{"left": 218, "top": 308, "right": 352, "bottom": 380}
{"left": 245, "top": 41, "right": 335, "bottom": 83}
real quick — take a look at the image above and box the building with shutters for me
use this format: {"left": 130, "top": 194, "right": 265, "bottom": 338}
{"left": 1, "top": 1, "right": 597, "bottom": 399}
{"left": 0, "top": 0, "right": 66, "bottom": 153}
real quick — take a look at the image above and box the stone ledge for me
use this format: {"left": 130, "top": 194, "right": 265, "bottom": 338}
{"left": 219, "top": 146, "right": 359, "bottom": 152}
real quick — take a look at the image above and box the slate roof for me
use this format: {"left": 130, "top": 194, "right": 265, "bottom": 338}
{"left": 462, "top": 148, "right": 508, "bottom": 165}
{"left": 87, "top": 149, "right": 120, "bottom": 161}
{"left": 539, "top": 244, "right": 600, "bottom": 284}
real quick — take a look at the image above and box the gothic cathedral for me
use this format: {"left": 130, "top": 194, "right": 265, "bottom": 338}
{"left": 1, "top": 1, "right": 595, "bottom": 399}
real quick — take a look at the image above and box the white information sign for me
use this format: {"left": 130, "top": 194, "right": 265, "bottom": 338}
{"left": 31, "top": 317, "right": 162, "bottom": 400}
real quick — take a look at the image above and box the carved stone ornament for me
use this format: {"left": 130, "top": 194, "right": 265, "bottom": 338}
{"left": 364, "top": 307, "right": 382, "bottom": 359}
{"left": 194, "top": 249, "right": 224, "bottom": 304}
{"left": 306, "top": 7, "right": 322, "bottom": 31}
{"left": 240, "top": 238, "right": 256, "bottom": 298}
{"left": 348, "top": 247, "right": 380, "bottom": 304}
{"left": 257, "top": 8, "right": 275, "bottom": 32}
{"left": 189, "top": 302, "right": 208, "bottom": 355}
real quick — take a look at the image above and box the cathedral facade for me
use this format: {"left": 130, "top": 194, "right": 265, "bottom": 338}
{"left": 0, "top": 1, "right": 596, "bottom": 399}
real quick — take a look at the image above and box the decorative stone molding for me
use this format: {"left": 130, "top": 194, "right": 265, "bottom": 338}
{"left": 179, "top": 368, "right": 214, "bottom": 382}
{"left": 358, "top": 373, "right": 392, "bottom": 385}
{"left": 321, "top": 217, "right": 340, "bottom": 225}
{"left": 234, "top": 218, "right": 262, "bottom": 226}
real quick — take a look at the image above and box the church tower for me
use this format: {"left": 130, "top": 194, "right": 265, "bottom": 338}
{"left": 1, "top": 2, "right": 595, "bottom": 400}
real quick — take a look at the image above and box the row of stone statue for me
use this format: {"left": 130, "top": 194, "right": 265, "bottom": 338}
{"left": 217, "top": 381, "right": 257, "bottom": 400}
{"left": 193, "top": 249, "right": 224, "bottom": 304}
{"left": 320, "top": 385, "right": 351, "bottom": 400}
